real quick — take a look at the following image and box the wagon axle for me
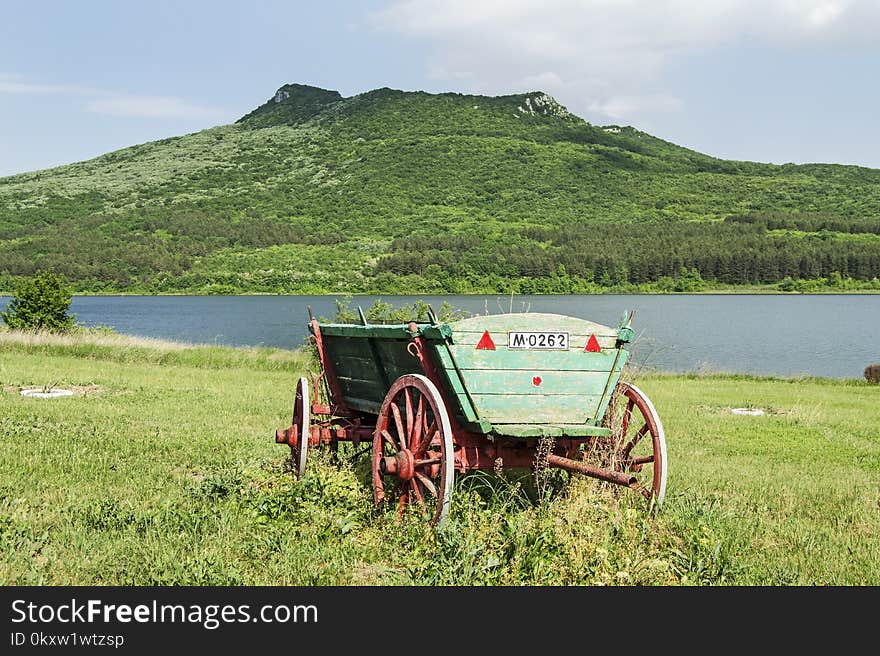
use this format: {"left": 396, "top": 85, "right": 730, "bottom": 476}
{"left": 274, "top": 426, "right": 295, "bottom": 444}
{"left": 545, "top": 454, "right": 638, "bottom": 488}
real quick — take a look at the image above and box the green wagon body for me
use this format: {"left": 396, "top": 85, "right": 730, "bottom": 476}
{"left": 316, "top": 312, "right": 633, "bottom": 437}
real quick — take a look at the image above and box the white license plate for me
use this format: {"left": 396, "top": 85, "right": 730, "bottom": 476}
{"left": 507, "top": 331, "right": 569, "bottom": 350}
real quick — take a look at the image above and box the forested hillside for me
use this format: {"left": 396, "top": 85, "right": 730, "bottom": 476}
{"left": 1, "top": 83, "right": 879, "bottom": 293}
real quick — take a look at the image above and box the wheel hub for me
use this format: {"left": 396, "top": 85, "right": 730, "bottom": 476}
{"left": 380, "top": 449, "right": 415, "bottom": 480}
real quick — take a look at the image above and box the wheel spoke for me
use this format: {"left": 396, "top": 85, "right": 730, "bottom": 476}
{"left": 411, "top": 395, "right": 424, "bottom": 452}
{"left": 414, "top": 429, "right": 438, "bottom": 458}
{"left": 396, "top": 489, "right": 409, "bottom": 517}
{"left": 414, "top": 472, "right": 438, "bottom": 498}
{"left": 620, "top": 399, "right": 634, "bottom": 440}
{"left": 404, "top": 387, "right": 414, "bottom": 445}
{"left": 375, "top": 475, "right": 397, "bottom": 505}
{"left": 423, "top": 411, "right": 432, "bottom": 441}
{"left": 390, "top": 402, "right": 406, "bottom": 449}
{"left": 415, "top": 456, "right": 441, "bottom": 467}
{"left": 380, "top": 429, "right": 398, "bottom": 452}
{"left": 410, "top": 480, "right": 426, "bottom": 510}
{"left": 622, "top": 424, "right": 649, "bottom": 460}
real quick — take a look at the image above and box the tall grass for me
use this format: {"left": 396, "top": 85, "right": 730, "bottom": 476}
{"left": 0, "top": 326, "right": 310, "bottom": 372}
{"left": 1, "top": 329, "right": 878, "bottom": 584}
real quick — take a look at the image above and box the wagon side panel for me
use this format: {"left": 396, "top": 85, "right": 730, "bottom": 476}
{"left": 323, "top": 335, "right": 425, "bottom": 414}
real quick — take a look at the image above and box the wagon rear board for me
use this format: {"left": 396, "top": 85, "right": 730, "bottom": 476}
{"left": 439, "top": 313, "right": 627, "bottom": 435}
{"left": 318, "top": 312, "right": 629, "bottom": 437}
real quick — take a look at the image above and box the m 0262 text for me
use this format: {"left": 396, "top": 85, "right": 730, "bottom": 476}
{"left": 507, "top": 332, "right": 569, "bottom": 350}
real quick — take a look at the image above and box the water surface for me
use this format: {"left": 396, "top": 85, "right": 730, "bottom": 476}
{"left": 1, "top": 294, "right": 877, "bottom": 378}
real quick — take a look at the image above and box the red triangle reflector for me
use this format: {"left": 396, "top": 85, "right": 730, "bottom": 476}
{"left": 585, "top": 334, "right": 602, "bottom": 352}
{"left": 475, "top": 330, "right": 496, "bottom": 350}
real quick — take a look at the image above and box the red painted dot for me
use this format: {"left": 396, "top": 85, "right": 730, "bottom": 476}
{"left": 532, "top": 376, "right": 542, "bottom": 386}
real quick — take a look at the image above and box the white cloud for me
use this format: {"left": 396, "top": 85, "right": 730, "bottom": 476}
{"left": 0, "top": 74, "right": 223, "bottom": 121}
{"left": 588, "top": 94, "right": 683, "bottom": 121}
{"left": 375, "top": 0, "right": 880, "bottom": 121}
{"left": 0, "top": 73, "right": 96, "bottom": 96}
{"left": 85, "top": 95, "right": 223, "bottom": 120}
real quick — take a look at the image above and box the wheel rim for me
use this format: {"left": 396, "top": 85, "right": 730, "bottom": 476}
{"left": 372, "top": 374, "right": 454, "bottom": 526}
{"left": 603, "top": 382, "right": 667, "bottom": 506}
{"left": 292, "top": 376, "right": 309, "bottom": 479}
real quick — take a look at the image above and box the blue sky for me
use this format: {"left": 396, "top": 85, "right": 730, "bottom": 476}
{"left": 2, "top": 0, "right": 879, "bottom": 176}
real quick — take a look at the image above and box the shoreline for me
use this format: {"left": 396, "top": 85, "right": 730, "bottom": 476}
{"left": 2, "top": 289, "right": 880, "bottom": 297}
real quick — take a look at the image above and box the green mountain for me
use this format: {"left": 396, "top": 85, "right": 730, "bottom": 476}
{"left": 1, "top": 83, "right": 879, "bottom": 294}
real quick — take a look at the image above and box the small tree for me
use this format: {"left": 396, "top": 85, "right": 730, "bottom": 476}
{"left": 1, "top": 272, "right": 76, "bottom": 331}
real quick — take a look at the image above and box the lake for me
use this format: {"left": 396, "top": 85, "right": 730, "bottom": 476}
{"left": 1, "top": 294, "right": 877, "bottom": 379}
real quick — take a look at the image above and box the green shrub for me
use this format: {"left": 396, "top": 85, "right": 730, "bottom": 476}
{"left": 330, "top": 296, "right": 469, "bottom": 324}
{"left": 1, "top": 271, "right": 76, "bottom": 331}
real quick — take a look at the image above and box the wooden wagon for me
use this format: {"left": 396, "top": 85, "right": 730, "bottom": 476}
{"left": 275, "top": 308, "right": 667, "bottom": 525}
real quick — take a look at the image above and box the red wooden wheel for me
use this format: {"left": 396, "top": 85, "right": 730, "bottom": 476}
{"left": 372, "top": 374, "right": 454, "bottom": 526}
{"left": 290, "top": 376, "right": 310, "bottom": 479}
{"left": 603, "top": 382, "right": 668, "bottom": 506}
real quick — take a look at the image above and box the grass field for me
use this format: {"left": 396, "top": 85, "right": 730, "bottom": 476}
{"left": 1, "top": 329, "right": 878, "bottom": 585}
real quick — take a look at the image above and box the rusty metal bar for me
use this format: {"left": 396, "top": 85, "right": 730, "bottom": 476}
{"left": 275, "top": 427, "right": 293, "bottom": 444}
{"left": 324, "top": 426, "right": 375, "bottom": 442}
{"left": 439, "top": 337, "right": 482, "bottom": 422}
{"left": 546, "top": 454, "right": 637, "bottom": 487}
{"left": 310, "top": 318, "right": 352, "bottom": 416}
{"left": 594, "top": 346, "right": 625, "bottom": 424}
